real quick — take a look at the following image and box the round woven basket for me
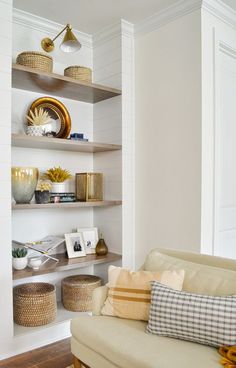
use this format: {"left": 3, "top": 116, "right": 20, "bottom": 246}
{"left": 16, "top": 52, "right": 53, "bottom": 73}
{"left": 62, "top": 275, "right": 101, "bottom": 312}
{"left": 13, "top": 282, "right": 57, "bottom": 327}
{"left": 64, "top": 66, "right": 92, "bottom": 83}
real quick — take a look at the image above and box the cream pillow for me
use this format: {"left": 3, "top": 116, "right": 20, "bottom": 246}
{"left": 101, "top": 265, "right": 185, "bottom": 321}
{"left": 143, "top": 250, "right": 236, "bottom": 295}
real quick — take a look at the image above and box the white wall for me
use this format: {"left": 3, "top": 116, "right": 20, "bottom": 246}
{"left": 135, "top": 10, "right": 202, "bottom": 268}
{"left": 0, "top": 0, "right": 13, "bottom": 358}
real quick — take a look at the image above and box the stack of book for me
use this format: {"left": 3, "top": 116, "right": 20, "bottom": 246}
{"left": 50, "top": 192, "right": 76, "bottom": 203}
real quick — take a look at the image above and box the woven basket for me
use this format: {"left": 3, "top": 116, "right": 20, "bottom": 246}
{"left": 62, "top": 275, "right": 101, "bottom": 312}
{"left": 64, "top": 66, "right": 92, "bottom": 83}
{"left": 16, "top": 52, "right": 53, "bottom": 73}
{"left": 13, "top": 282, "right": 57, "bottom": 327}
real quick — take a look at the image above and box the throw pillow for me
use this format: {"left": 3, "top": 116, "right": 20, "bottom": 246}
{"left": 101, "top": 265, "right": 185, "bottom": 321}
{"left": 147, "top": 281, "right": 236, "bottom": 347}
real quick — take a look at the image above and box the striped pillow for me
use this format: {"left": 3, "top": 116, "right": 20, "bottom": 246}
{"left": 147, "top": 281, "right": 236, "bottom": 347}
{"left": 101, "top": 266, "right": 185, "bottom": 321}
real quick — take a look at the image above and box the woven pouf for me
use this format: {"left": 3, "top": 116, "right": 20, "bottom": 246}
{"left": 13, "top": 282, "right": 57, "bottom": 327}
{"left": 62, "top": 275, "right": 102, "bottom": 312}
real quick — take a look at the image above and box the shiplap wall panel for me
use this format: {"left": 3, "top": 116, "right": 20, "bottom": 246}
{"left": 11, "top": 18, "right": 94, "bottom": 246}
{"left": 93, "top": 26, "right": 122, "bottom": 256}
{"left": 0, "top": 0, "right": 13, "bottom": 358}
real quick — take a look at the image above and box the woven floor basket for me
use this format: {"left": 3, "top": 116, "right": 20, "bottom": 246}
{"left": 13, "top": 282, "right": 57, "bottom": 327}
{"left": 62, "top": 275, "right": 101, "bottom": 312}
{"left": 64, "top": 66, "right": 92, "bottom": 83}
{"left": 16, "top": 51, "right": 53, "bottom": 73}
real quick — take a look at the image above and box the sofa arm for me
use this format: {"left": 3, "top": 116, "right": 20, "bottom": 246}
{"left": 92, "top": 285, "right": 108, "bottom": 315}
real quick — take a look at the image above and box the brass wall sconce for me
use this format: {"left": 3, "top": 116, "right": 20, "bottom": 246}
{"left": 41, "top": 24, "right": 81, "bottom": 53}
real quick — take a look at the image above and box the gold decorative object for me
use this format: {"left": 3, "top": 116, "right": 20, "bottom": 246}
{"left": 64, "top": 66, "right": 92, "bottom": 83}
{"left": 96, "top": 237, "right": 108, "bottom": 256}
{"left": 28, "top": 97, "right": 71, "bottom": 138}
{"left": 76, "top": 173, "right": 103, "bottom": 202}
{"left": 12, "top": 167, "right": 39, "bottom": 204}
{"left": 219, "top": 345, "right": 236, "bottom": 367}
{"left": 16, "top": 51, "right": 53, "bottom": 72}
{"left": 44, "top": 166, "right": 72, "bottom": 182}
{"left": 41, "top": 24, "right": 81, "bottom": 53}
{"left": 13, "top": 282, "right": 57, "bottom": 327}
{"left": 62, "top": 275, "right": 101, "bottom": 312}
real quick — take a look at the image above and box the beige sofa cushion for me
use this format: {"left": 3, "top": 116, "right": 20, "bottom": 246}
{"left": 101, "top": 265, "right": 185, "bottom": 321}
{"left": 143, "top": 249, "right": 236, "bottom": 295}
{"left": 71, "top": 316, "right": 219, "bottom": 368}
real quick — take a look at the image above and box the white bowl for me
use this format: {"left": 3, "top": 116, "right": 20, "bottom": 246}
{"left": 28, "top": 256, "right": 43, "bottom": 269}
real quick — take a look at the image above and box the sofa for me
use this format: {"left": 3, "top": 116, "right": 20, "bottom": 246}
{"left": 71, "top": 248, "right": 236, "bottom": 368}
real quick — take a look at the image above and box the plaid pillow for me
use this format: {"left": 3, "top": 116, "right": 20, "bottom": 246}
{"left": 147, "top": 281, "right": 236, "bottom": 347}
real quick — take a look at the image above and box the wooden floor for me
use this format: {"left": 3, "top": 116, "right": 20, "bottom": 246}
{"left": 0, "top": 338, "right": 73, "bottom": 368}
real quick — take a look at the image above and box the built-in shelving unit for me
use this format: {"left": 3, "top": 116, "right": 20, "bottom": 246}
{"left": 13, "top": 252, "right": 122, "bottom": 280}
{"left": 12, "top": 200, "right": 122, "bottom": 210}
{"left": 12, "top": 64, "right": 121, "bottom": 103}
{"left": 12, "top": 134, "right": 122, "bottom": 153}
{"left": 11, "top": 56, "right": 123, "bottom": 348}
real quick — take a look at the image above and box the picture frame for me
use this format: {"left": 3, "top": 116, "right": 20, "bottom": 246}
{"left": 77, "top": 227, "right": 99, "bottom": 254}
{"left": 64, "top": 232, "right": 86, "bottom": 259}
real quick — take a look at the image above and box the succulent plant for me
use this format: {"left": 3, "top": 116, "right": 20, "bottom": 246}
{"left": 26, "top": 108, "right": 51, "bottom": 126}
{"left": 12, "top": 248, "right": 28, "bottom": 258}
{"left": 36, "top": 180, "right": 52, "bottom": 192}
{"left": 44, "top": 166, "right": 72, "bottom": 183}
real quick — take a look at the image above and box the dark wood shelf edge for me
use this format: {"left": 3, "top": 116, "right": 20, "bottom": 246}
{"left": 13, "top": 252, "right": 122, "bottom": 280}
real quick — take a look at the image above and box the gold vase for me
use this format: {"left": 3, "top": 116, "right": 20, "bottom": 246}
{"left": 12, "top": 167, "right": 39, "bottom": 204}
{"left": 96, "top": 238, "right": 108, "bottom": 256}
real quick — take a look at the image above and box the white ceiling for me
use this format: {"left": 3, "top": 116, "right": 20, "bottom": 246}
{"left": 13, "top": 0, "right": 236, "bottom": 35}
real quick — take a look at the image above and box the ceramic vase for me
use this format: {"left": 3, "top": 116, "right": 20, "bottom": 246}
{"left": 51, "top": 182, "right": 66, "bottom": 193}
{"left": 35, "top": 190, "right": 50, "bottom": 204}
{"left": 26, "top": 125, "right": 43, "bottom": 137}
{"left": 12, "top": 167, "right": 39, "bottom": 204}
{"left": 96, "top": 238, "right": 108, "bottom": 256}
{"left": 12, "top": 257, "right": 28, "bottom": 270}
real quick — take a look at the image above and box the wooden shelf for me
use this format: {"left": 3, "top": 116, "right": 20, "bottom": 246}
{"left": 13, "top": 252, "right": 121, "bottom": 280}
{"left": 14, "top": 302, "right": 90, "bottom": 337}
{"left": 12, "top": 200, "right": 122, "bottom": 210}
{"left": 12, "top": 64, "right": 121, "bottom": 103}
{"left": 12, "top": 134, "right": 122, "bottom": 153}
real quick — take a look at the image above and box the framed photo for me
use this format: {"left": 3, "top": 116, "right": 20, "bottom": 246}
{"left": 77, "top": 227, "right": 99, "bottom": 254}
{"left": 64, "top": 232, "right": 86, "bottom": 259}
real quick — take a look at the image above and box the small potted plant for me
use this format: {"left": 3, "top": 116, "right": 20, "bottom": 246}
{"left": 44, "top": 166, "right": 72, "bottom": 193}
{"left": 26, "top": 107, "right": 51, "bottom": 136}
{"left": 12, "top": 248, "right": 28, "bottom": 270}
{"left": 35, "top": 180, "right": 52, "bottom": 204}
